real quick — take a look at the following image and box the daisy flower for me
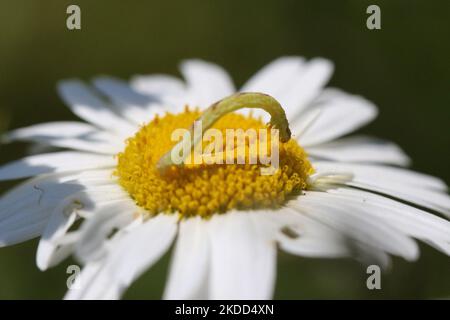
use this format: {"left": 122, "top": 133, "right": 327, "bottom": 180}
{"left": 1, "top": 57, "right": 449, "bottom": 300}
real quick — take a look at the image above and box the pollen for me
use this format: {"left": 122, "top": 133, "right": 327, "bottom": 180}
{"left": 115, "top": 108, "right": 314, "bottom": 218}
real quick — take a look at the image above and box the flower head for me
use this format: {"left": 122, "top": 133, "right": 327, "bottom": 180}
{"left": 1, "top": 57, "right": 449, "bottom": 299}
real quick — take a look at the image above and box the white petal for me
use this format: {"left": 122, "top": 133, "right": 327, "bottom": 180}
{"left": 64, "top": 261, "right": 104, "bottom": 300}
{"left": 180, "top": 59, "right": 235, "bottom": 107}
{"left": 64, "top": 219, "right": 144, "bottom": 300}
{"left": 57, "top": 80, "right": 136, "bottom": 136}
{"left": 92, "top": 77, "right": 165, "bottom": 125}
{"left": 306, "top": 135, "right": 411, "bottom": 166}
{"left": 36, "top": 185, "right": 130, "bottom": 270}
{"left": 241, "top": 56, "right": 305, "bottom": 99}
{"left": 293, "top": 88, "right": 378, "bottom": 146}
{"left": 275, "top": 209, "right": 350, "bottom": 258}
{"left": 164, "top": 217, "right": 209, "bottom": 300}
{"left": 312, "top": 161, "right": 450, "bottom": 215}
{"left": 0, "top": 175, "right": 121, "bottom": 249}
{"left": 37, "top": 206, "right": 79, "bottom": 270}
{"left": 313, "top": 161, "right": 448, "bottom": 191}
{"left": 288, "top": 196, "right": 420, "bottom": 261}
{"left": 351, "top": 242, "right": 392, "bottom": 269}
{"left": 0, "top": 170, "right": 114, "bottom": 226}
{"left": 0, "top": 220, "right": 47, "bottom": 247}
{"left": 279, "top": 58, "right": 334, "bottom": 119}
{"left": 75, "top": 199, "right": 138, "bottom": 263}
{"left": 238, "top": 57, "right": 305, "bottom": 122}
{"left": 208, "top": 211, "right": 276, "bottom": 299}
{"left": 130, "top": 74, "right": 186, "bottom": 97}
{"left": 273, "top": 207, "right": 390, "bottom": 268}
{"left": 68, "top": 214, "right": 178, "bottom": 299}
{"left": 130, "top": 74, "right": 187, "bottom": 112}
{"left": 3, "top": 121, "right": 122, "bottom": 154}
{"left": 0, "top": 175, "right": 87, "bottom": 246}
{"left": 0, "top": 174, "right": 77, "bottom": 221}
{"left": 102, "top": 214, "right": 177, "bottom": 294}
{"left": 32, "top": 137, "right": 120, "bottom": 155}
{"left": 0, "top": 151, "right": 115, "bottom": 181}
{"left": 315, "top": 187, "right": 450, "bottom": 254}
{"left": 349, "top": 180, "right": 450, "bottom": 216}
{"left": 37, "top": 235, "right": 76, "bottom": 271}
{"left": 241, "top": 57, "right": 333, "bottom": 120}
{"left": 3, "top": 121, "right": 100, "bottom": 141}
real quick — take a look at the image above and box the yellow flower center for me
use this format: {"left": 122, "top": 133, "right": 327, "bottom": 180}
{"left": 116, "top": 108, "right": 314, "bottom": 218}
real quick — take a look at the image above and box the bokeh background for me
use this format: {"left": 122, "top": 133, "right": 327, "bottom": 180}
{"left": 0, "top": 0, "right": 449, "bottom": 299}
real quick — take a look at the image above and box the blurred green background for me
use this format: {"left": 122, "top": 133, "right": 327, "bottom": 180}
{"left": 0, "top": 0, "right": 449, "bottom": 299}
